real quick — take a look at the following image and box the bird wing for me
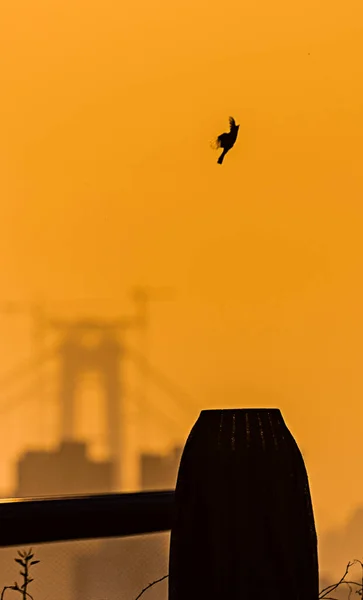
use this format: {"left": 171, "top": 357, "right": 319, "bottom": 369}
{"left": 210, "top": 133, "right": 226, "bottom": 149}
{"left": 229, "top": 117, "right": 236, "bottom": 131}
{"left": 217, "top": 132, "right": 229, "bottom": 146}
{"left": 210, "top": 138, "right": 221, "bottom": 150}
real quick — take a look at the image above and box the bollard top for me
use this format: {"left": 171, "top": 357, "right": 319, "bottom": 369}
{"left": 200, "top": 408, "right": 282, "bottom": 413}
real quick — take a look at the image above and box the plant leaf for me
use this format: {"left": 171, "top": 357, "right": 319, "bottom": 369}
{"left": 30, "top": 561, "right": 40, "bottom": 566}
{"left": 15, "top": 559, "right": 25, "bottom": 567}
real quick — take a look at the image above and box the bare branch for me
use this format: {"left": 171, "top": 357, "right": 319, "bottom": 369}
{"left": 319, "top": 559, "right": 363, "bottom": 600}
{"left": 134, "top": 575, "right": 168, "bottom": 600}
{"left": 320, "top": 563, "right": 354, "bottom": 598}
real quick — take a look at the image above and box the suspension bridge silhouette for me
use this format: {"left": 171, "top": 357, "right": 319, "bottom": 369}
{"left": 0, "top": 288, "right": 196, "bottom": 492}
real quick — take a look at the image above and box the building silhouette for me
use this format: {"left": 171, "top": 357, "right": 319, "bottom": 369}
{"left": 14, "top": 441, "right": 182, "bottom": 498}
{"left": 15, "top": 440, "right": 114, "bottom": 497}
{"left": 140, "top": 446, "right": 183, "bottom": 490}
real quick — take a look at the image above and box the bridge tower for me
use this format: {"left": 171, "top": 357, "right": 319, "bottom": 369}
{"left": 52, "top": 319, "right": 127, "bottom": 490}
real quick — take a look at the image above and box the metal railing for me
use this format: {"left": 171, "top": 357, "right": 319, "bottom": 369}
{"left": 0, "top": 491, "right": 175, "bottom": 547}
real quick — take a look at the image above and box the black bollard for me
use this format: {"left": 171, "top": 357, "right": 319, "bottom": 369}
{"left": 168, "top": 408, "right": 319, "bottom": 600}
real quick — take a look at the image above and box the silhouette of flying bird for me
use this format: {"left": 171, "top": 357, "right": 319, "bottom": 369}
{"left": 212, "top": 116, "right": 240, "bottom": 164}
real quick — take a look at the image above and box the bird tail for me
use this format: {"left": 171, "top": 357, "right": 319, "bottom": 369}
{"left": 217, "top": 149, "right": 226, "bottom": 164}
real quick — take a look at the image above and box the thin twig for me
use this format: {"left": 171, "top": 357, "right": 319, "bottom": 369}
{"left": 320, "top": 563, "right": 353, "bottom": 598}
{"left": 319, "top": 559, "right": 363, "bottom": 600}
{"left": 134, "top": 575, "right": 168, "bottom": 600}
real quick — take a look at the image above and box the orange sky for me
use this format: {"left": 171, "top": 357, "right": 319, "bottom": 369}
{"left": 1, "top": 0, "right": 363, "bottom": 566}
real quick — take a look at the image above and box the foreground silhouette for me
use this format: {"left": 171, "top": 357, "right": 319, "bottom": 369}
{"left": 169, "top": 408, "right": 319, "bottom": 600}
{"left": 212, "top": 116, "right": 240, "bottom": 164}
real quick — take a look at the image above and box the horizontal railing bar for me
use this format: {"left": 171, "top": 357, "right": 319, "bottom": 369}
{"left": 0, "top": 490, "right": 175, "bottom": 548}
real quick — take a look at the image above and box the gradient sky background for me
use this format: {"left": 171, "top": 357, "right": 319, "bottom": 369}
{"left": 1, "top": 0, "right": 363, "bottom": 577}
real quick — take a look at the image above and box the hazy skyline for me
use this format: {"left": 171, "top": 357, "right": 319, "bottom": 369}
{"left": 1, "top": 0, "right": 363, "bottom": 561}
